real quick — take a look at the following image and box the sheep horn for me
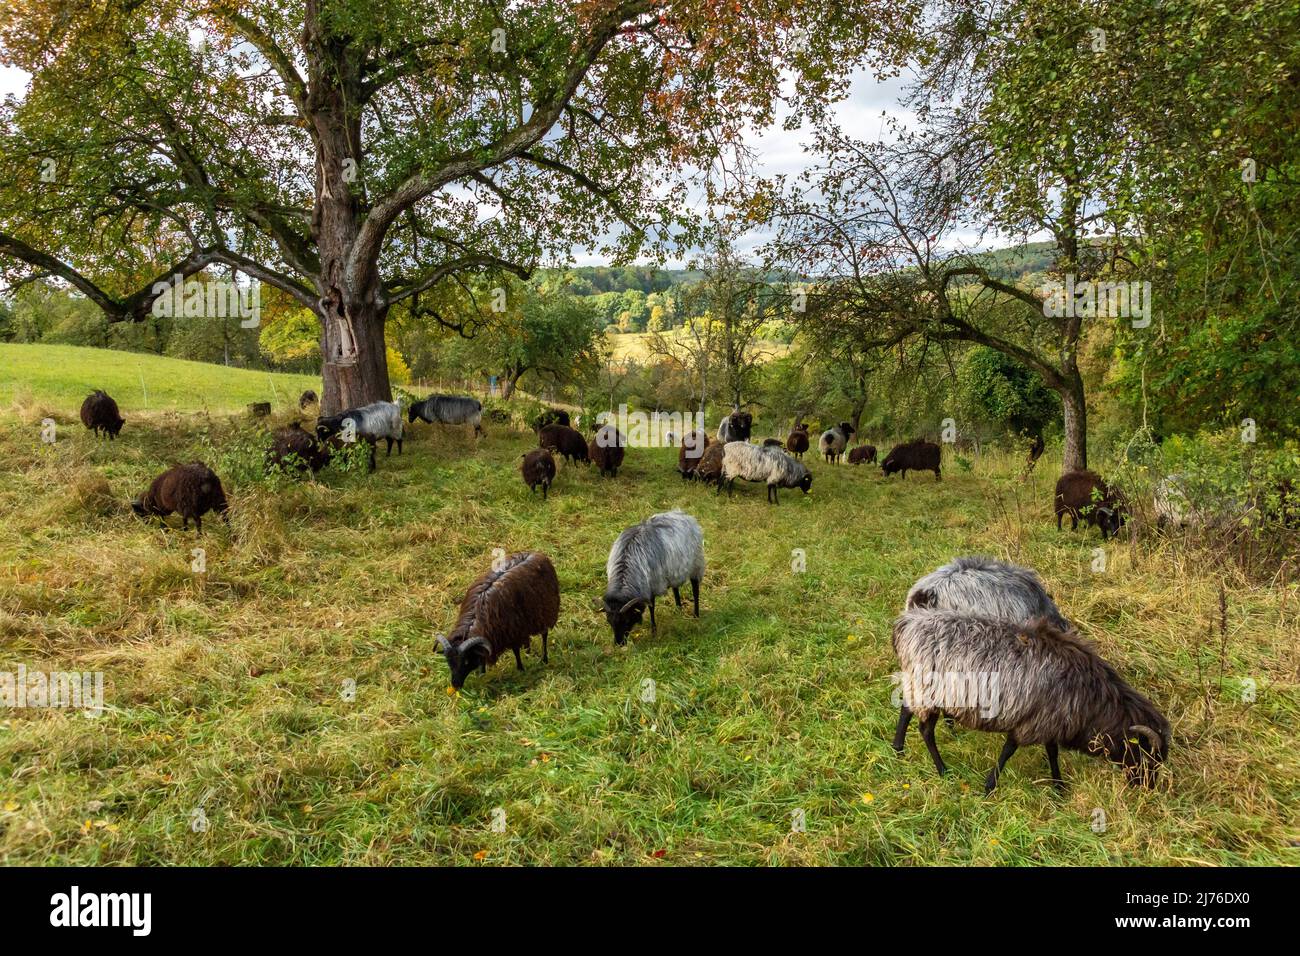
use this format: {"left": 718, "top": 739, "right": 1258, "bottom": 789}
{"left": 618, "top": 597, "right": 645, "bottom": 616}
{"left": 435, "top": 635, "right": 451, "bottom": 655}
{"left": 461, "top": 636, "right": 491, "bottom": 657}
{"left": 1129, "top": 724, "right": 1163, "bottom": 756}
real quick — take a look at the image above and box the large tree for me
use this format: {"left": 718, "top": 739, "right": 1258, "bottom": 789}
{"left": 0, "top": 0, "right": 916, "bottom": 413}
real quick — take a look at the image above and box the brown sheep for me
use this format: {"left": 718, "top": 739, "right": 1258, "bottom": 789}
{"left": 677, "top": 430, "right": 711, "bottom": 479}
{"left": 299, "top": 390, "right": 319, "bottom": 411}
{"left": 694, "top": 442, "right": 726, "bottom": 485}
{"left": 1055, "top": 470, "right": 1125, "bottom": 539}
{"left": 881, "top": 440, "right": 942, "bottom": 480}
{"left": 132, "top": 462, "right": 230, "bottom": 534}
{"left": 538, "top": 423, "right": 589, "bottom": 465}
{"left": 785, "top": 423, "right": 810, "bottom": 459}
{"left": 266, "top": 422, "right": 331, "bottom": 476}
{"left": 437, "top": 551, "right": 561, "bottom": 690}
{"left": 80, "top": 390, "right": 124, "bottom": 439}
{"left": 848, "top": 444, "right": 877, "bottom": 465}
{"left": 589, "top": 424, "right": 626, "bottom": 477}
{"left": 520, "top": 448, "right": 556, "bottom": 499}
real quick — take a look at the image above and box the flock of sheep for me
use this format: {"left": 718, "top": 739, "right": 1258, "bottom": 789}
{"left": 69, "top": 386, "right": 1176, "bottom": 795}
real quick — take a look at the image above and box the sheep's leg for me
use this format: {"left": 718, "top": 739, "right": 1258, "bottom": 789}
{"left": 397, "top": 438, "right": 403, "bottom": 455}
{"left": 919, "top": 714, "right": 946, "bottom": 776}
{"left": 385, "top": 436, "right": 394, "bottom": 456}
{"left": 672, "top": 586, "right": 682, "bottom": 608}
{"left": 891, "top": 705, "right": 912, "bottom": 753}
{"left": 1045, "top": 742, "right": 1064, "bottom": 790}
{"left": 542, "top": 482, "right": 548, "bottom": 500}
{"left": 1056, "top": 511, "right": 1063, "bottom": 531}
{"left": 513, "top": 647, "right": 524, "bottom": 671}
{"left": 182, "top": 516, "right": 189, "bottom": 531}
{"left": 984, "top": 734, "right": 1018, "bottom": 794}
{"left": 542, "top": 630, "right": 548, "bottom": 664}
{"left": 649, "top": 598, "right": 657, "bottom": 635}
{"left": 690, "top": 578, "right": 700, "bottom": 617}
{"left": 195, "top": 515, "right": 203, "bottom": 536}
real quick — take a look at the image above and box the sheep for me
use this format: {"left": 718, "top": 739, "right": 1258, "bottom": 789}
{"left": 718, "top": 441, "right": 813, "bottom": 504}
{"left": 785, "top": 423, "right": 810, "bottom": 459}
{"left": 520, "top": 448, "right": 556, "bottom": 499}
{"left": 408, "top": 394, "right": 484, "bottom": 437}
{"left": 537, "top": 423, "right": 589, "bottom": 465}
{"left": 316, "top": 401, "right": 403, "bottom": 472}
{"left": 603, "top": 509, "right": 705, "bottom": 645}
{"left": 266, "top": 422, "right": 331, "bottom": 476}
{"left": 717, "top": 407, "right": 753, "bottom": 444}
{"left": 437, "top": 551, "right": 560, "bottom": 690}
{"left": 589, "top": 424, "right": 626, "bottom": 478}
{"left": 762, "top": 437, "right": 785, "bottom": 449}
{"left": 131, "top": 462, "right": 229, "bottom": 534}
{"left": 818, "top": 422, "right": 856, "bottom": 463}
{"left": 533, "top": 408, "right": 570, "bottom": 430}
{"left": 298, "top": 390, "right": 318, "bottom": 411}
{"left": 890, "top": 609, "right": 1169, "bottom": 792}
{"left": 79, "top": 390, "right": 124, "bottom": 439}
{"left": 1152, "top": 473, "right": 1254, "bottom": 531}
{"left": 1026, "top": 433, "right": 1045, "bottom": 472}
{"left": 847, "top": 444, "right": 877, "bottom": 465}
{"left": 905, "top": 556, "right": 1072, "bottom": 632}
{"left": 694, "top": 442, "right": 725, "bottom": 485}
{"left": 1055, "top": 469, "right": 1125, "bottom": 539}
{"left": 677, "top": 430, "right": 711, "bottom": 480}
{"left": 881, "top": 439, "right": 942, "bottom": 480}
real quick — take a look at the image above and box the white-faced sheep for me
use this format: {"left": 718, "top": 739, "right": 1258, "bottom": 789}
{"left": 315, "top": 401, "right": 403, "bottom": 471}
{"left": 437, "top": 551, "right": 560, "bottom": 690}
{"left": 891, "top": 609, "right": 1169, "bottom": 792}
{"left": 603, "top": 510, "right": 705, "bottom": 645}
{"left": 905, "top": 556, "right": 1072, "bottom": 631}
{"left": 718, "top": 441, "right": 812, "bottom": 504}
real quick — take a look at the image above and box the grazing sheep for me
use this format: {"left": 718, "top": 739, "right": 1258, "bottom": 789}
{"left": 718, "top": 441, "right": 812, "bottom": 504}
{"left": 819, "top": 422, "right": 856, "bottom": 463}
{"left": 520, "top": 448, "right": 557, "bottom": 499}
{"left": 694, "top": 442, "right": 726, "bottom": 486}
{"left": 437, "top": 551, "right": 560, "bottom": 689}
{"left": 266, "top": 422, "right": 331, "bottom": 476}
{"left": 408, "top": 394, "right": 484, "bottom": 437}
{"left": 763, "top": 437, "right": 785, "bottom": 449}
{"left": 785, "top": 423, "right": 810, "bottom": 459}
{"left": 298, "top": 390, "right": 318, "bottom": 411}
{"left": 881, "top": 440, "right": 942, "bottom": 480}
{"left": 905, "top": 556, "right": 1072, "bottom": 632}
{"left": 533, "top": 408, "right": 570, "bottom": 430}
{"left": 717, "top": 407, "right": 754, "bottom": 444}
{"left": 1055, "top": 469, "right": 1125, "bottom": 539}
{"left": 131, "top": 462, "right": 230, "bottom": 534}
{"left": 603, "top": 510, "right": 705, "bottom": 645}
{"left": 316, "top": 401, "right": 404, "bottom": 471}
{"left": 847, "top": 444, "right": 877, "bottom": 465}
{"left": 677, "top": 430, "right": 711, "bottom": 480}
{"left": 589, "top": 424, "right": 626, "bottom": 478}
{"left": 79, "top": 390, "right": 124, "bottom": 439}
{"left": 248, "top": 402, "right": 272, "bottom": 418}
{"left": 891, "top": 609, "right": 1169, "bottom": 791}
{"left": 537, "top": 423, "right": 590, "bottom": 465}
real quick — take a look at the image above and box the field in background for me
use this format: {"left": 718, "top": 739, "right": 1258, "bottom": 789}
{"left": 0, "top": 348, "right": 1296, "bottom": 865}
{"left": 608, "top": 330, "right": 792, "bottom": 364}
{"left": 0, "top": 343, "right": 320, "bottom": 414}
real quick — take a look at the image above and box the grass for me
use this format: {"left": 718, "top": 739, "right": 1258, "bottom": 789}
{"left": 608, "top": 329, "right": 792, "bottom": 363}
{"left": 0, "top": 349, "right": 1296, "bottom": 865}
{"left": 0, "top": 343, "right": 320, "bottom": 413}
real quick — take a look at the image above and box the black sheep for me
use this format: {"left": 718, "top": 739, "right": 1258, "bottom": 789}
{"left": 694, "top": 442, "right": 726, "bottom": 486}
{"left": 1055, "top": 470, "right": 1126, "bottom": 539}
{"left": 589, "top": 424, "right": 625, "bottom": 477}
{"left": 266, "top": 422, "right": 331, "bottom": 476}
{"left": 80, "top": 390, "right": 124, "bottom": 439}
{"left": 438, "top": 552, "right": 561, "bottom": 689}
{"left": 848, "top": 444, "right": 877, "bottom": 465}
{"left": 538, "top": 423, "right": 589, "bottom": 465}
{"left": 533, "top": 408, "right": 571, "bottom": 430}
{"left": 677, "top": 430, "right": 711, "bottom": 479}
{"left": 520, "top": 448, "right": 557, "bottom": 499}
{"left": 785, "top": 423, "right": 810, "bottom": 459}
{"left": 299, "top": 390, "right": 319, "bottom": 411}
{"left": 132, "top": 462, "right": 229, "bottom": 534}
{"left": 881, "top": 440, "right": 942, "bottom": 480}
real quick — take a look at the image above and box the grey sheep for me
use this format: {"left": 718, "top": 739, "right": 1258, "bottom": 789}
{"left": 905, "top": 556, "right": 1072, "bottom": 632}
{"left": 603, "top": 509, "right": 705, "bottom": 645}
{"left": 408, "top": 394, "right": 484, "bottom": 437}
{"left": 819, "top": 422, "right": 856, "bottom": 463}
{"left": 315, "top": 400, "right": 404, "bottom": 471}
{"left": 891, "top": 609, "right": 1169, "bottom": 792}
{"left": 718, "top": 441, "right": 812, "bottom": 504}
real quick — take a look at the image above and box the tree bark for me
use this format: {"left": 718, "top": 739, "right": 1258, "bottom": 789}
{"left": 1060, "top": 377, "right": 1087, "bottom": 473}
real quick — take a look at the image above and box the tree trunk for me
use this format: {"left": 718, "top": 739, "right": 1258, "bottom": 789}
{"left": 1061, "top": 379, "right": 1087, "bottom": 473}
{"left": 321, "top": 303, "right": 391, "bottom": 413}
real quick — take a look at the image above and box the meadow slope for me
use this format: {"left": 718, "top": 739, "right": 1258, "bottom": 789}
{"left": 0, "top": 353, "right": 1296, "bottom": 865}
